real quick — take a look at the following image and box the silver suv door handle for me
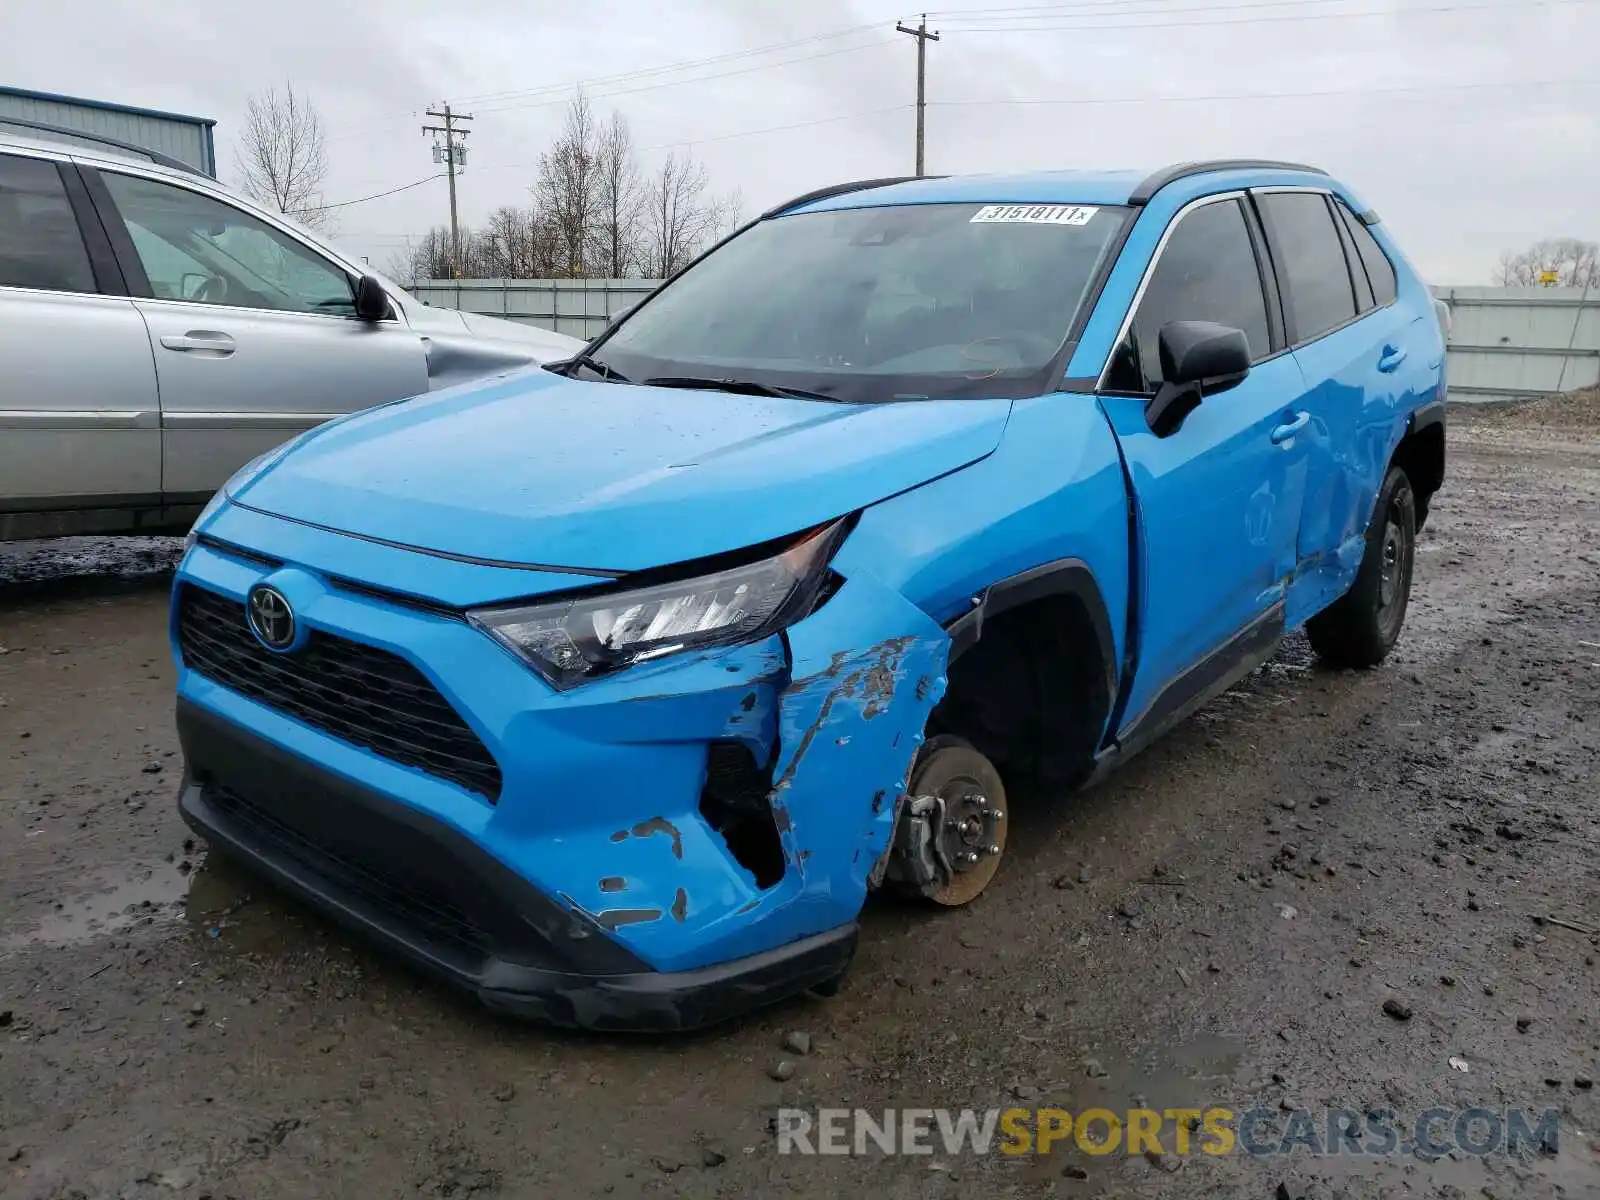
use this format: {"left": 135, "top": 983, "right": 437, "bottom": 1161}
{"left": 160, "top": 331, "right": 236, "bottom": 357}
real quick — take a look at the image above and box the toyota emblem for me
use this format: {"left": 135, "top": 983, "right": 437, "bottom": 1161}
{"left": 247, "top": 584, "right": 296, "bottom": 651}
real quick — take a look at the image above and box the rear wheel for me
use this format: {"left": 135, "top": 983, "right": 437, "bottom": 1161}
{"left": 889, "top": 735, "right": 1008, "bottom": 906}
{"left": 1307, "top": 465, "right": 1416, "bottom": 668}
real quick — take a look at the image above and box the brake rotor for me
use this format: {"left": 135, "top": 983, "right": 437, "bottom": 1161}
{"left": 907, "top": 737, "right": 1008, "bottom": 906}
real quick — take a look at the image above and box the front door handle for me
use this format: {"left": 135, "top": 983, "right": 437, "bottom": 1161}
{"left": 160, "top": 331, "right": 236, "bottom": 357}
{"left": 1270, "top": 410, "right": 1310, "bottom": 444}
{"left": 1377, "top": 344, "right": 1408, "bottom": 372}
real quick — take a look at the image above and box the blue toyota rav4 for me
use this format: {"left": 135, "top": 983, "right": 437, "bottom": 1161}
{"left": 172, "top": 160, "right": 1447, "bottom": 1031}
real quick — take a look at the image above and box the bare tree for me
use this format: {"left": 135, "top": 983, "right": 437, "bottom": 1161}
{"left": 533, "top": 92, "right": 602, "bottom": 277}
{"left": 235, "top": 83, "right": 332, "bottom": 231}
{"left": 387, "top": 228, "right": 454, "bottom": 285}
{"left": 595, "top": 112, "right": 642, "bottom": 277}
{"left": 640, "top": 150, "right": 720, "bottom": 278}
{"left": 1494, "top": 238, "right": 1600, "bottom": 287}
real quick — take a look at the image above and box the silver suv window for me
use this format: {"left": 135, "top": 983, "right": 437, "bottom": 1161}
{"left": 99, "top": 171, "right": 356, "bottom": 316}
{"left": 0, "top": 153, "right": 96, "bottom": 293}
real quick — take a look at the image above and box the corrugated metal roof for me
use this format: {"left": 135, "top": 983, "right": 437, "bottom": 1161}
{"left": 0, "top": 85, "right": 215, "bottom": 175}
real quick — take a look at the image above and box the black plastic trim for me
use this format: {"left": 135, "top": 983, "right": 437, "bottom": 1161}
{"left": 1129, "top": 159, "right": 1327, "bottom": 206}
{"left": 53, "top": 161, "right": 127, "bottom": 296}
{"left": 1410, "top": 398, "right": 1446, "bottom": 437}
{"left": 1098, "top": 601, "right": 1285, "bottom": 775}
{"left": 945, "top": 557, "right": 1117, "bottom": 706}
{"left": 176, "top": 698, "right": 855, "bottom": 1031}
{"left": 76, "top": 165, "right": 153, "bottom": 297}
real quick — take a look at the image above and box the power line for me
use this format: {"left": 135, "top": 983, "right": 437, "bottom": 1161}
{"left": 305, "top": 175, "right": 444, "bottom": 211}
{"left": 445, "top": 22, "right": 887, "bottom": 107}
{"left": 942, "top": 0, "right": 1597, "bottom": 30}
{"left": 470, "top": 38, "right": 901, "bottom": 115}
{"left": 929, "top": 76, "right": 1600, "bottom": 108}
{"left": 469, "top": 104, "right": 911, "bottom": 175}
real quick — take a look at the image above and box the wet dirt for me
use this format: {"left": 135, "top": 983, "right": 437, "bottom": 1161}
{"left": 1, "top": 402, "right": 1597, "bottom": 1199}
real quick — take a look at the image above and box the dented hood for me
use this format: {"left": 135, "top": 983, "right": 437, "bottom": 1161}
{"left": 229, "top": 369, "right": 1011, "bottom": 573}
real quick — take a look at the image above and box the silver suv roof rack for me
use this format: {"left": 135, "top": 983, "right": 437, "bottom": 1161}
{"left": 0, "top": 115, "right": 203, "bottom": 176}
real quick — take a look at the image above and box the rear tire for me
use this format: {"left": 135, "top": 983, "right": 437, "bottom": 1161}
{"left": 1307, "top": 465, "right": 1416, "bottom": 668}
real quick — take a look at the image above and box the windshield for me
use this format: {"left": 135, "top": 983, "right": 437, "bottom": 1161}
{"left": 597, "top": 201, "right": 1130, "bottom": 403}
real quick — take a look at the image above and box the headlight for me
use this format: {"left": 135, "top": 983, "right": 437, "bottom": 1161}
{"left": 469, "top": 521, "right": 846, "bottom": 688}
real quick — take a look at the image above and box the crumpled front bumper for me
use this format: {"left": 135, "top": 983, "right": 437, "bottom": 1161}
{"left": 176, "top": 701, "right": 856, "bottom": 1031}
{"left": 172, "top": 510, "right": 950, "bottom": 1030}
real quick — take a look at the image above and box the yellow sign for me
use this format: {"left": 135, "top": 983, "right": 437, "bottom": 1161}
{"left": 1538, "top": 270, "right": 1560, "bottom": 286}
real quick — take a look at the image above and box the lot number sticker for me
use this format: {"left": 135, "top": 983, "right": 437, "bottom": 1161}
{"left": 970, "top": 204, "right": 1098, "bottom": 226}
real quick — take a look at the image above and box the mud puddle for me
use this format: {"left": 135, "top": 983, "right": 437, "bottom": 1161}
{"left": 2, "top": 861, "right": 191, "bottom": 949}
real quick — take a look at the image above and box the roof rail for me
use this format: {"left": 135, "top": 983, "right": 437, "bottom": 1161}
{"left": 761, "top": 175, "right": 938, "bottom": 218}
{"left": 1129, "top": 159, "right": 1326, "bottom": 205}
{"left": 0, "top": 116, "right": 203, "bottom": 176}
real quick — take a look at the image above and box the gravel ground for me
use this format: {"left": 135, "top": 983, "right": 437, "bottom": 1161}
{"left": 1, "top": 398, "right": 1597, "bottom": 1199}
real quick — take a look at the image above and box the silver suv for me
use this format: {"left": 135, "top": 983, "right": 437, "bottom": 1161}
{"left": 0, "top": 129, "right": 582, "bottom": 540}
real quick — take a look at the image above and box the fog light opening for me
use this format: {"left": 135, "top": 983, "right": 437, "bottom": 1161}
{"left": 699, "top": 741, "right": 786, "bottom": 889}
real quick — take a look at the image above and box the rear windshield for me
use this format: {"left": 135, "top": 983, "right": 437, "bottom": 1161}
{"left": 598, "top": 201, "right": 1130, "bottom": 402}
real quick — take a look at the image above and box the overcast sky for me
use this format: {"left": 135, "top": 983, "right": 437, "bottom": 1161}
{"left": 4, "top": 0, "right": 1596, "bottom": 282}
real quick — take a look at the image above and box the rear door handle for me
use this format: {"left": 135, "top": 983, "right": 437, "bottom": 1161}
{"left": 1378, "top": 344, "right": 1408, "bottom": 372}
{"left": 1270, "top": 410, "right": 1310, "bottom": 444}
{"left": 160, "top": 331, "right": 236, "bottom": 357}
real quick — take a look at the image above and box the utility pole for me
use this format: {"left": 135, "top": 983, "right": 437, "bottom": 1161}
{"left": 422, "top": 103, "right": 473, "bottom": 276}
{"left": 896, "top": 14, "right": 940, "bottom": 177}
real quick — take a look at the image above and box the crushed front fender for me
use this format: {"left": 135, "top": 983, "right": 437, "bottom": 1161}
{"left": 756, "top": 570, "right": 950, "bottom": 943}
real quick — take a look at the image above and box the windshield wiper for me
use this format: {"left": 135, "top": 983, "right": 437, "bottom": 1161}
{"left": 554, "top": 353, "right": 630, "bottom": 383}
{"left": 642, "top": 375, "right": 841, "bottom": 402}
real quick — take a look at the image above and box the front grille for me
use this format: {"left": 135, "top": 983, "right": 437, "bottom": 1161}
{"left": 206, "top": 783, "right": 492, "bottom": 957}
{"left": 176, "top": 584, "right": 502, "bottom": 802}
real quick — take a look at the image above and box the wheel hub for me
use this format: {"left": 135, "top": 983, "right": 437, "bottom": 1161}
{"left": 938, "top": 783, "right": 1003, "bottom": 873}
{"left": 1379, "top": 519, "right": 1402, "bottom": 607}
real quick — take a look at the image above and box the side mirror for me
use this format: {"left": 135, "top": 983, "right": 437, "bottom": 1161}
{"left": 1145, "top": 321, "right": 1250, "bottom": 438}
{"left": 354, "top": 274, "right": 391, "bottom": 322}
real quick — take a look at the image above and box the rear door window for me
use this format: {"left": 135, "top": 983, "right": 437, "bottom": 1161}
{"left": 1257, "top": 192, "right": 1357, "bottom": 343}
{"left": 0, "top": 153, "right": 96, "bottom": 293}
{"left": 1335, "top": 200, "right": 1398, "bottom": 306}
{"left": 1109, "top": 197, "right": 1272, "bottom": 392}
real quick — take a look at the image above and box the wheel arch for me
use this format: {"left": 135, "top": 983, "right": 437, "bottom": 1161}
{"left": 935, "top": 558, "right": 1117, "bottom": 787}
{"left": 1392, "top": 400, "right": 1446, "bottom": 527}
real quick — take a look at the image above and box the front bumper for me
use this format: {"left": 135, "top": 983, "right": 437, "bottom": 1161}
{"left": 171, "top": 506, "right": 952, "bottom": 1030}
{"left": 177, "top": 698, "right": 856, "bottom": 1031}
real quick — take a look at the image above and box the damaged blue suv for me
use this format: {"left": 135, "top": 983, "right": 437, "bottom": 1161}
{"left": 172, "top": 161, "right": 1447, "bottom": 1030}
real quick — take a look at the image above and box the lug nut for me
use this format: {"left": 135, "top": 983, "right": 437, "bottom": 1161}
{"left": 988, "top": 844, "right": 1001, "bottom": 856}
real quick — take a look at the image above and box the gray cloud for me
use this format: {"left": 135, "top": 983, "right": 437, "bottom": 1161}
{"left": 4, "top": 0, "right": 1596, "bottom": 280}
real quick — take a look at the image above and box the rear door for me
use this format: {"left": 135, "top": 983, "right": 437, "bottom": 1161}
{"left": 0, "top": 150, "right": 160, "bottom": 527}
{"left": 1253, "top": 189, "right": 1418, "bottom": 626}
{"left": 83, "top": 165, "right": 429, "bottom": 499}
{"left": 1097, "top": 193, "right": 1310, "bottom": 735}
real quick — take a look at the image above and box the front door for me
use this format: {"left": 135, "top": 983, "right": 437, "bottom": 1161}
{"left": 88, "top": 167, "right": 430, "bottom": 498}
{"left": 0, "top": 152, "right": 160, "bottom": 526}
{"left": 1097, "top": 193, "right": 1309, "bottom": 734}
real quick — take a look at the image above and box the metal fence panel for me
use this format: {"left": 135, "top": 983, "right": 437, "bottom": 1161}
{"left": 409, "top": 279, "right": 661, "bottom": 341}
{"left": 1432, "top": 286, "right": 1600, "bottom": 403}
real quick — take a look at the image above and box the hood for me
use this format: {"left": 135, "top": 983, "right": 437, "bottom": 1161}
{"left": 231, "top": 370, "right": 1012, "bottom": 573}
{"left": 399, "top": 301, "right": 585, "bottom": 391}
